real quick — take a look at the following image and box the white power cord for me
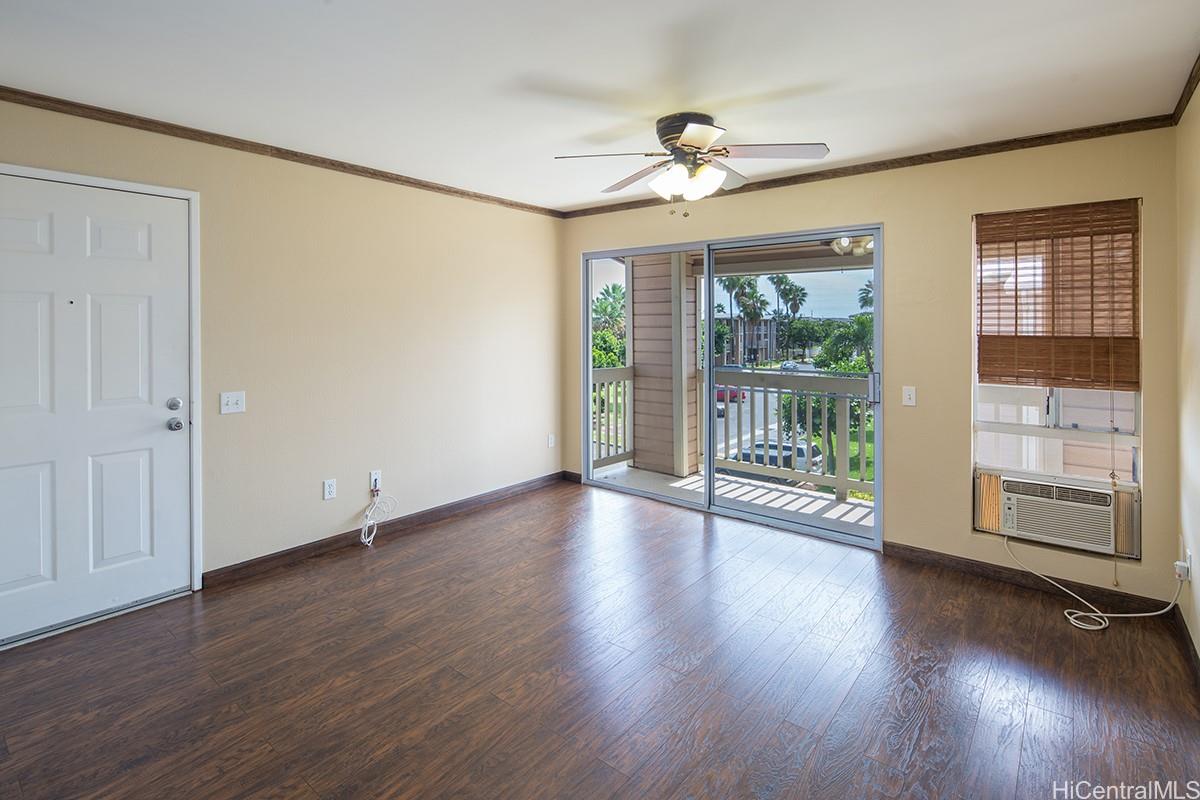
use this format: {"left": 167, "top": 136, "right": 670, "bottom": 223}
{"left": 1002, "top": 536, "right": 1183, "bottom": 631}
{"left": 360, "top": 491, "right": 398, "bottom": 547}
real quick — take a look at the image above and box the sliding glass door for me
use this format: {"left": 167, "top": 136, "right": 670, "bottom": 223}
{"left": 705, "top": 230, "right": 882, "bottom": 547}
{"left": 582, "top": 226, "right": 882, "bottom": 550}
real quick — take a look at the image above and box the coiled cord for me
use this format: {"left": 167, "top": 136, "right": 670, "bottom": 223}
{"left": 360, "top": 492, "right": 398, "bottom": 546}
{"left": 1002, "top": 536, "right": 1183, "bottom": 631}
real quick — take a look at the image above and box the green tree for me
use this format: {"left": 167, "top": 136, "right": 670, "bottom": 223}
{"left": 858, "top": 279, "right": 874, "bottom": 310}
{"left": 591, "top": 328, "right": 625, "bottom": 368}
{"left": 591, "top": 283, "right": 626, "bottom": 337}
{"left": 816, "top": 313, "right": 874, "bottom": 371}
{"left": 785, "top": 317, "right": 823, "bottom": 361}
{"left": 592, "top": 284, "right": 626, "bottom": 333}
{"left": 713, "top": 321, "right": 731, "bottom": 361}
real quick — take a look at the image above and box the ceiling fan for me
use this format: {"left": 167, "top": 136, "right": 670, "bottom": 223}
{"left": 556, "top": 112, "right": 829, "bottom": 201}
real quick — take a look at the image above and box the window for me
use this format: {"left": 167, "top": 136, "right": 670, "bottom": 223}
{"left": 973, "top": 200, "right": 1141, "bottom": 484}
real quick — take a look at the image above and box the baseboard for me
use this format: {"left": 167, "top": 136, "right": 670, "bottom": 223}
{"left": 561, "top": 470, "right": 582, "bottom": 483}
{"left": 882, "top": 541, "right": 1167, "bottom": 615}
{"left": 1171, "top": 607, "right": 1200, "bottom": 691}
{"left": 203, "top": 471, "right": 568, "bottom": 590}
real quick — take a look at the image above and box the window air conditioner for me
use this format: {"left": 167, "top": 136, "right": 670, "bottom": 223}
{"left": 974, "top": 468, "right": 1140, "bottom": 558}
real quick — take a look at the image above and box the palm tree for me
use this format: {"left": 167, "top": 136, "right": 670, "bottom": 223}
{"left": 591, "top": 283, "right": 626, "bottom": 337}
{"left": 719, "top": 276, "right": 755, "bottom": 362}
{"left": 766, "top": 274, "right": 793, "bottom": 315}
{"left": 858, "top": 279, "right": 874, "bottom": 310}
{"left": 781, "top": 283, "right": 808, "bottom": 318}
{"left": 738, "top": 285, "right": 770, "bottom": 364}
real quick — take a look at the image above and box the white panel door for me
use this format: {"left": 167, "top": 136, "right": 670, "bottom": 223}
{"left": 0, "top": 173, "right": 191, "bottom": 645}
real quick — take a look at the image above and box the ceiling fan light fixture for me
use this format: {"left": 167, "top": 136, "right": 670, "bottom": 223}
{"left": 681, "top": 163, "right": 726, "bottom": 201}
{"left": 649, "top": 163, "right": 689, "bottom": 200}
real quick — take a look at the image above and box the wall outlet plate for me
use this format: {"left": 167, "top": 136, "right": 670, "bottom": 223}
{"left": 220, "top": 390, "right": 246, "bottom": 414}
{"left": 370, "top": 470, "right": 382, "bottom": 492}
{"left": 323, "top": 479, "right": 336, "bottom": 500}
{"left": 548, "top": 433, "right": 556, "bottom": 448}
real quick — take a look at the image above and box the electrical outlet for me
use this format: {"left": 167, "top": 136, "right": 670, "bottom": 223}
{"left": 219, "top": 391, "right": 246, "bottom": 414}
{"left": 1176, "top": 550, "right": 1192, "bottom": 582}
{"left": 547, "top": 433, "right": 556, "bottom": 448}
{"left": 323, "top": 479, "right": 336, "bottom": 500}
{"left": 370, "top": 470, "right": 382, "bottom": 492}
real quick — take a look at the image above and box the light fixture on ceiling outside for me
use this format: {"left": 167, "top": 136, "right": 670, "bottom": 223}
{"left": 649, "top": 161, "right": 727, "bottom": 202}
{"left": 831, "top": 235, "right": 874, "bottom": 256}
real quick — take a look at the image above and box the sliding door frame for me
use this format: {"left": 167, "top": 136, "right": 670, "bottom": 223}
{"left": 703, "top": 226, "right": 884, "bottom": 550}
{"left": 580, "top": 224, "right": 884, "bottom": 551}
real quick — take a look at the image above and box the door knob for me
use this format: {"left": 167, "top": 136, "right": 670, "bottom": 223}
{"left": 166, "top": 396, "right": 183, "bottom": 411}
{"left": 167, "top": 417, "right": 184, "bottom": 432}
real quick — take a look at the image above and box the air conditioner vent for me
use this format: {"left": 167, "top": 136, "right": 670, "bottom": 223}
{"left": 1054, "top": 486, "right": 1112, "bottom": 507}
{"left": 1002, "top": 480, "right": 1054, "bottom": 499}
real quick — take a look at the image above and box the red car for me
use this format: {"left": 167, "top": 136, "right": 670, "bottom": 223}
{"left": 715, "top": 387, "right": 747, "bottom": 402}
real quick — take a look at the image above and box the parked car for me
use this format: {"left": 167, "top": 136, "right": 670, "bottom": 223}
{"left": 726, "top": 440, "right": 823, "bottom": 485}
{"left": 780, "top": 360, "right": 805, "bottom": 372}
{"left": 715, "top": 386, "right": 747, "bottom": 402}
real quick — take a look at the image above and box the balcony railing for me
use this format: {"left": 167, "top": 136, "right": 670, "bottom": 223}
{"left": 714, "top": 368, "right": 875, "bottom": 502}
{"left": 591, "top": 366, "right": 633, "bottom": 467}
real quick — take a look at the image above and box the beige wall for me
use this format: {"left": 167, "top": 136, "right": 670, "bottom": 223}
{"left": 0, "top": 100, "right": 563, "bottom": 571}
{"left": 1177, "top": 101, "right": 1200, "bottom": 652}
{"left": 562, "top": 128, "right": 1180, "bottom": 603}
{"left": 2, "top": 96, "right": 1188, "bottom": 619}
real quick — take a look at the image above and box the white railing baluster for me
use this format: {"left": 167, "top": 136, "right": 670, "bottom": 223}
{"left": 835, "top": 395, "right": 850, "bottom": 502}
{"left": 806, "top": 393, "right": 813, "bottom": 475}
{"left": 858, "top": 399, "right": 867, "bottom": 485}
{"left": 790, "top": 390, "right": 798, "bottom": 471}
{"left": 723, "top": 383, "right": 731, "bottom": 460}
{"left": 729, "top": 388, "right": 739, "bottom": 462}
{"left": 748, "top": 387, "right": 756, "bottom": 465}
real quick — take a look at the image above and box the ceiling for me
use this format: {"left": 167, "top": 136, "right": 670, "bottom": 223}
{"left": 1, "top": 1, "right": 1197, "bottom": 212}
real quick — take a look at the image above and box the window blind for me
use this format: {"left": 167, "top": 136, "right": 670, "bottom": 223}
{"left": 975, "top": 198, "right": 1140, "bottom": 391}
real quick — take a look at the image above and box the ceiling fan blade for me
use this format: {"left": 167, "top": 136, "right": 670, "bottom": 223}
{"left": 677, "top": 122, "right": 726, "bottom": 151}
{"left": 719, "top": 143, "right": 830, "bottom": 159}
{"left": 603, "top": 160, "right": 671, "bottom": 193}
{"left": 710, "top": 159, "right": 749, "bottom": 190}
{"left": 555, "top": 151, "right": 667, "bottom": 159}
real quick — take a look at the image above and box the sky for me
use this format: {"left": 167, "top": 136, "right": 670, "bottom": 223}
{"left": 591, "top": 258, "right": 872, "bottom": 319}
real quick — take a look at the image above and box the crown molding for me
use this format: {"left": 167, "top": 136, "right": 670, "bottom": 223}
{"left": 1174, "top": 47, "right": 1200, "bottom": 124}
{"left": 4, "top": 42, "right": 1198, "bottom": 223}
{"left": 0, "top": 84, "right": 566, "bottom": 219}
{"left": 561, "top": 113, "right": 1174, "bottom": 218}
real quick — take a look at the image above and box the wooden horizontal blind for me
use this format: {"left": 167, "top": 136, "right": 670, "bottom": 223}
{"left": 975, "top": 198, "right": 1140, "bottom": 390}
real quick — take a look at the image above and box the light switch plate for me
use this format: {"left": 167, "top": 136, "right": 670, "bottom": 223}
{"left": 902, "top": 386, "right": 917, "bottom": 406}
{"left": 220, "top": 391, "right": 246, "bottom": 414}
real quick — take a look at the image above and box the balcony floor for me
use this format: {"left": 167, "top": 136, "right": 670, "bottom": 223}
{"left": 592, "top": 462, "right": 875, "bottom": 536}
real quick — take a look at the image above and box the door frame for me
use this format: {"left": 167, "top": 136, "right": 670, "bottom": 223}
{"left": 580, "top": 224, "right": 884, "bottom": 551}
{"left": 1, "top": 162, "right": 204, "bottom": 590}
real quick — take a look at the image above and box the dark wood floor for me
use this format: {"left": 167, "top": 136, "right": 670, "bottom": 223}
{"left": 2, "top": 482, "right": 1197, "bottom": 799}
